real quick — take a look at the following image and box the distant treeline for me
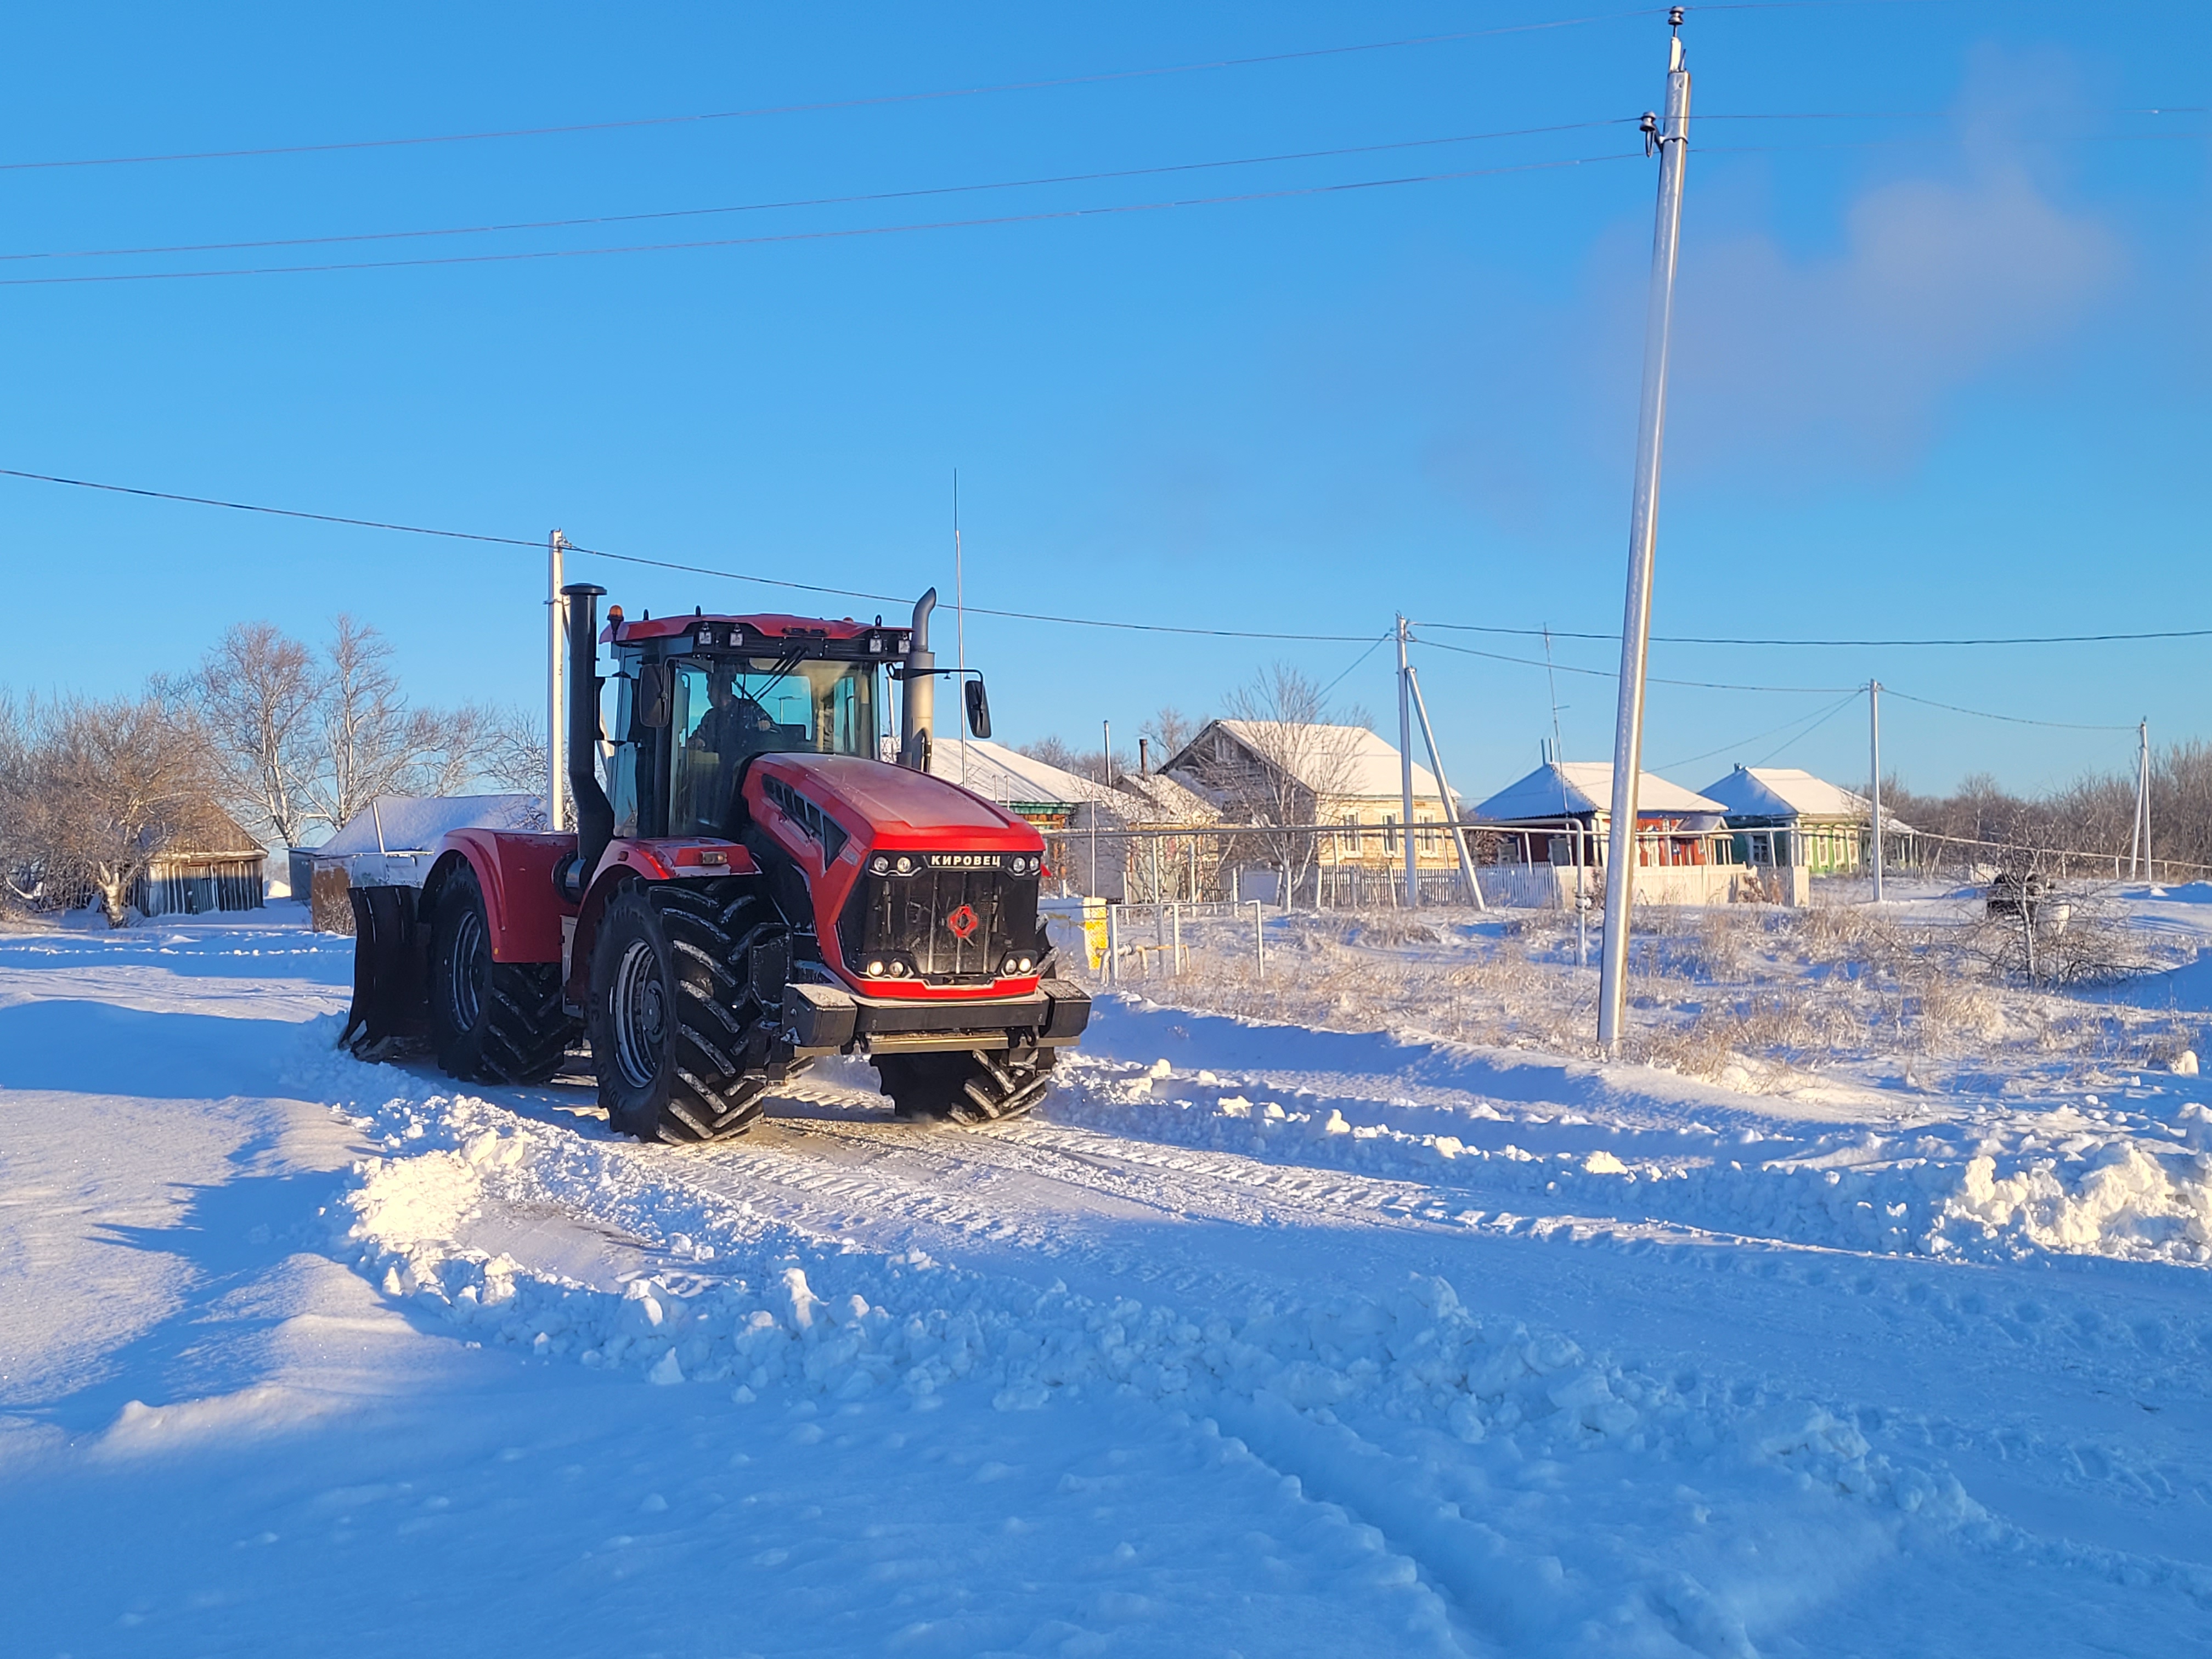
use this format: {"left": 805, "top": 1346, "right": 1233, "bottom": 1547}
{"left": 1887, "top": 741, "right": 2212, "bottom": 878}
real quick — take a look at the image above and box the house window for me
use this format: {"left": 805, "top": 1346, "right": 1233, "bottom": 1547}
{"left": 1383, "top": 814, "right": 1398, "bottom": 856}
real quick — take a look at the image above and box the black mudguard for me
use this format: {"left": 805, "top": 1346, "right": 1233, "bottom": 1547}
{"left": 340, "top": 884, "right": 432, "bottom": 1056}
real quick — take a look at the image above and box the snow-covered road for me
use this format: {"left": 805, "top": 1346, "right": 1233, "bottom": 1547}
{"left": 2, "top": 916, "right": 2207, "bottom": 1656}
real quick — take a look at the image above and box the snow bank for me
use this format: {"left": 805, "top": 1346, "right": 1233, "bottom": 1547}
{"left": 1044, "top": 1042, "right": 2212, "bottom": 1268}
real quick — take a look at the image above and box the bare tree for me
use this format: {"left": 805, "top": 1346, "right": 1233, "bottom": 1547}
{"left": 306, "top": 614, "right": 415, "bottom": 832}
{"left": 1143, "top": 706, "right": 1198, "bottom": 765}
{"left": 1180, "top": 664, "right": 1366, "bottom": 905}
{"left": 471, "top": 704, "right": 549, "bottom": 795}
{"left": 0, "top": 692, "right": 33, "bottom": 909}
{"left": 166, "top": 621, "right": 323, "bottom": 849}
{"left": 12, "top": 695, "right": 227, "bottom": 926}
{"left": 299, "top": 616, "right": 509, "bottom": 834}
{"left": 1016, "top": 735, "right": 1081, "bottom": 772}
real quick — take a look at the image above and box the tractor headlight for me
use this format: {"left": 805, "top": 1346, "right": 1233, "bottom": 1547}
{"left": 894, "top": 856, "right": 914, "bottom": 876}
{"left": 868, "top": 854, "right": 890, "bottom": 875}
{"left": 866, "top": 960, "right": 885, "bottom": 977}
{"left": 888, "top": 960, "right": 910, "bottom": 978}
{"left": 1018, "top": 956, "right": 1033, "bottom": 973}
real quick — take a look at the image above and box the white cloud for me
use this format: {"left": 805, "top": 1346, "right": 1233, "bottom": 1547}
{"left": 1672, "top": 157, "right": 2123, "bottom": 470}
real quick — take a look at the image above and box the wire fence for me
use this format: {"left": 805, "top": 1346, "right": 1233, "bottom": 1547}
{"left": 1038, "top": 816, "right": 2212, "bottom": 923}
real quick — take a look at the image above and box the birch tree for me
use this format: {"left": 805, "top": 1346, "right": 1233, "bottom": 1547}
{"left": 170, "top": 622, "right": 323, "bottom": 849}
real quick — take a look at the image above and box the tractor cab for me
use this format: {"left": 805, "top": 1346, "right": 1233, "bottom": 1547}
{"left": 601, "top": 611, "right": 909, "bottom": 842}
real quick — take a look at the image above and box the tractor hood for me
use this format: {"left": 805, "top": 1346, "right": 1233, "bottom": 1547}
{"left": 749, "top": 753, "right": 1041, "bottom": 851}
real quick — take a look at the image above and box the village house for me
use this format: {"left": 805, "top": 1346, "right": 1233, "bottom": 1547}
{"left": 1161, "top": 720, "right": 1465, "bottom": 905}
{"left": 1696, "top": 765, "right": 1918, "bottom": 895}
{"left": 1469, "top": 760, "right": 1786, "bottom": 907}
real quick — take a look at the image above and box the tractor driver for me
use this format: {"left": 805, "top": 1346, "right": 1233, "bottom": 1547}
{"left": 689, "top": 670, "right": 780, "bottom": 763}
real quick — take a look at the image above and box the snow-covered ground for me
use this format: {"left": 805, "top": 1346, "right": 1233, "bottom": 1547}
{"left": 3, "top": 902, "right": 2209, "bottom": 1656}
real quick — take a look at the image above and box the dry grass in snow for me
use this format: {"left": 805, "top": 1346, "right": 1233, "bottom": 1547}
{"left": 1097, "top": 889, "right": 2200, "bottom": 1096}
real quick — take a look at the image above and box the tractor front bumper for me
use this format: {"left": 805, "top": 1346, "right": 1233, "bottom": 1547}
{"left": 785, "top": 979, "right": 1091, "bottom": 1058}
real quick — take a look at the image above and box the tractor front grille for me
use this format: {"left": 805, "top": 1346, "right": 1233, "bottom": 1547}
{"left": 838, "top": 856, "right": 1041, "bottom": 984}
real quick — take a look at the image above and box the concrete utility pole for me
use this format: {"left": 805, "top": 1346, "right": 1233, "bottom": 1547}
{"left": 1397, "top": 614, "right": 1418, "bottom": 908}
{"left": 547, "top": 529, "right": 568, "bottom": 832}
{"left": 2137, "top": 719, "right": 2153, "bottom": 883}
{"left": 1404, "top": 665, "right": 1486, "bottom": 912}
{"left": 1597, "top": 10, "right": 1692, "bottom": 1054}
{"left": 1867, "top": 680, "right": 1886, "bottom": 902}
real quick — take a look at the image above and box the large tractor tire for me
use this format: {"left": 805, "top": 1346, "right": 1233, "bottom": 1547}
{"left": 586, "top": 879, "right": 784, "bottom": 1143}
{"left": 427, "top": 864, "right": 577, "bottom": 1085}
{"left": 875, "top": 1046, "right": 1057, "bottom": 1126}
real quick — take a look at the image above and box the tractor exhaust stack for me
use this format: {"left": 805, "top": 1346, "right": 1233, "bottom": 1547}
{"left": 562, "top": 583, "right": 613, "bottom": 895}
{"left": 901, "top": 586, "right": 937, "bottom": 772}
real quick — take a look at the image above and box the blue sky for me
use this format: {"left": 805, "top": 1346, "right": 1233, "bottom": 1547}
{"left": 3, "top": 2, "right": 2206, "bottom": 800}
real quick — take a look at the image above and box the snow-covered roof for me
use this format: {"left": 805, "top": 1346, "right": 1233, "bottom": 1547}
{"left": 1698, "top": 766, "right": 1861, "bottom": 821}
{"left": 1471, "top": 762, "right": 1721, "bottom": 824}
{"left": 1111, "top": 770, "right": 1218, "bottom": 825}
{"left": 1698, "top": 766, "right": 1918, "bottom": 833}
{"left": 928, "top": 739, "right": 1114, "bottom": 810}
{"left": 1167, "top": 721, "right": 1449, "bottom": 804}
{"left": 318, "top": 793, "right": 546, "bottom": 855}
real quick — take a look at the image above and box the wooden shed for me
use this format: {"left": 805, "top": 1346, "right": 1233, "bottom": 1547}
{"left": 133, "top": 805, "right": 267, "bottom": 916}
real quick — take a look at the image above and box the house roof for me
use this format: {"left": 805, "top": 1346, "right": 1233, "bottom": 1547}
{"left": 1471, "top": 761, "right": 1722, "bottom": 823}
{"left": 1166, "top": 720, "right": 1450, "bottom": 805}
{"left": 927, "top": 738, "right": 1113, "bottom": 812}
{"left": 161, "top": 800, "right": 266, "bottom": 859}
{"left": 1111, "top": 769, "right": 1219, "bottom": 825}
{"left": 1697, "top": 766, "right": 1918, "bottom": 832}
{"left": 318, "top": 793, "right": 546, "bottom": 855}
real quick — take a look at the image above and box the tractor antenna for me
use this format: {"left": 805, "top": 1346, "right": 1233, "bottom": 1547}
{"left": 954, "top": 469, "right": 968, "bottom": 786}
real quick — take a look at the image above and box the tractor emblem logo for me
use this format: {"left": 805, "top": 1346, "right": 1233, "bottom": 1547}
{"left": 944, "top": 904, "right": 980, "bottom": 941}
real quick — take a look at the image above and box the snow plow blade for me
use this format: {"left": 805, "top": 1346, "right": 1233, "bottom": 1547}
{"left": 340, "top": 884, "right": 431, "bottom": 1057}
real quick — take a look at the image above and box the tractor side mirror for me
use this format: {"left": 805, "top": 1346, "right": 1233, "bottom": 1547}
{"left": 639, "top": 662, "right": 672, "bottom": 729}
{"left": 963, "top": 678, "right": 992, "bottom": 741}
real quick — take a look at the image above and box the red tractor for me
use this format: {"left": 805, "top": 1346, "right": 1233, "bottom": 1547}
{"left": 341, "top": 583, "right": 1089, "bottom": 1141}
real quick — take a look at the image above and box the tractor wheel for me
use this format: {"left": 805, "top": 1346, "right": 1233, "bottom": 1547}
{"left": 427, "top": 865, "right": 577, "bottom": 1085}
{"left": 585, "top": 880, "right": 781, "bottom": 1143}
{"left": 875, "top": 1046, "right": 1057, "bottom": 1126}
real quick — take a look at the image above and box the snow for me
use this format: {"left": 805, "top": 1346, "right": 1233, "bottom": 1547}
{"left": 315, "top": 792, "right": 544, "bottom": 856}
{"left": 3, "top": 908, "right": 2210, "bottom": 1655}
{"left": 1472, "top": 760, "right": 1723, "bottom": 823}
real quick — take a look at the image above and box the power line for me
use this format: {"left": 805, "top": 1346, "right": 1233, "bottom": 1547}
{"left": 0, "top": 463, "right": 1376, "bottom": 642}
{"left": 1749, "top": 690, "right": 1864, "bottom": 766}
{"left": 1654, "top": 688, "right": 1863, "bottom": 771}
{"left": 10, "top": 107, "right": 2193, "bottom": 273}
{"left": 1696, "top": 105, "right": 2206, "bottom": 122}
{"left": 1881, "top": 687, "right": 2135, "bottom": 733}
{"left": 0, "top": 465, "right": 548, "bottom": 549}
{"left": 1414, "top": 632, "right": 2143, "bottom": 732}
{"left": 567, "top": 541, "right": 1380, "bottom": 640}
{"left": 0, "top": 153, "right": 1640, "bottom": 288}
{"left": 1416, "top": 618, "right": 2212, "bottom": 648}
{"left": 0, "top": 13, "right": 1655, "bottom": 174}
{"left": 0, "top": 121, "right": 1634, "bottom": 267}
{"left": 1317, "top": 633, "right": 1395, "bottom": 702}
{"left": 1406, "top": 631, "right": 1859, "bottom": 693}
{"left": 0, "top": 460, "right": 2187, "bottom": 678}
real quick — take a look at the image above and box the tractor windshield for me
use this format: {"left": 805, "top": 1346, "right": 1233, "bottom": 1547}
{"left": 668, "top": 656, "right": 877, "bottom": 836}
